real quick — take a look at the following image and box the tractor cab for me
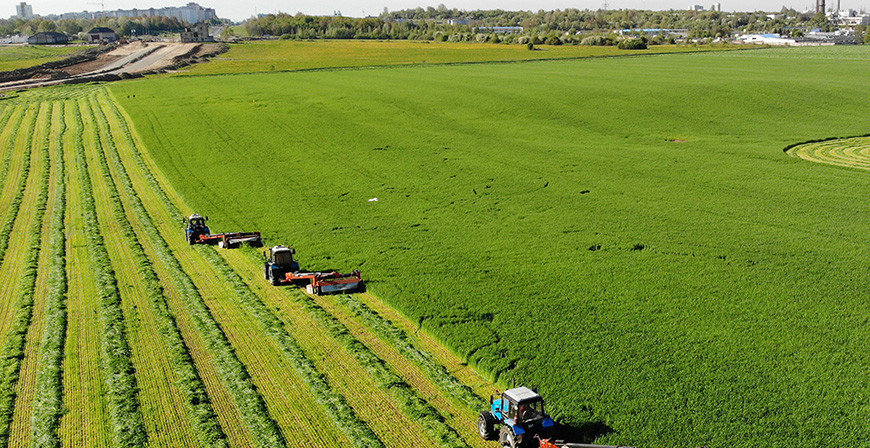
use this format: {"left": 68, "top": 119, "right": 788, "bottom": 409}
{"left": 183, "top": 214, "right": 210, "bottom": 245}
{"left": 479, "top": 386, "right": 555, "bottom": 448}
{"left": 263, "top": 246, "right": 301, "bottom": 285}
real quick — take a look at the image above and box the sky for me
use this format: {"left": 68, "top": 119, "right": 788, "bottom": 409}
{"left": 10, "top": 0, "right": 869, "bottom": 22}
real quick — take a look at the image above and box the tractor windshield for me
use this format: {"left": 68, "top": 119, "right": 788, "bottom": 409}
{"left": 515, "top": 399, "right": 544, "bottom": 422}
{"left": 190, "top": 218, "right": 205, "bottom": 228}
{"left": 273, "top": 251, "right": 294, "bottom": 267}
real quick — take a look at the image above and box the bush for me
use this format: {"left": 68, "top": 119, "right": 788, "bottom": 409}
{"left": 581, "top": 35, "right": 613, "bottom": 46}
{"left": 545, "top": 36, "right": 563, "bottom": 45}
{"left": 527, "top": 42, "right": 535, "bottom": 50}
{"left": 618, "top": 38, "right": 647, "bottom": 50}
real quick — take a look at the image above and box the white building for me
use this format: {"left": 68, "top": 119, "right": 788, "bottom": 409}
{"left": 15, "top": 2, "right": 33, "bottom": 20}
{"left": 688, "top": 4, "right": 705, "bottom": 10}
{"left": 738, "top": 33, "right": 796, "bottom": 45}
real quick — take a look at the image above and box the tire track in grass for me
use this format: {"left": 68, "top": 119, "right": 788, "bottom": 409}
{"left": 88, "top": 92, "right": 287, "bottom": 448}
{"left": 0, "top": 102, "right": 51, "bottom": 448}
{"left": 82, "top": 94, "right": 219, "bottom": 448}
{"left": 28, "top": 101, "right": 68, "bottom": 448}
{"left": 99, "top": 89, "right": 354, "bottom": 448}
{"left": 59, "top": 96, "right": 112, "bottom": 448}
{"left": 70, "top": 96, "right": 147, "bottom": 448}
{"left": 9, "top": 101, "right": 64, "bottom": 448}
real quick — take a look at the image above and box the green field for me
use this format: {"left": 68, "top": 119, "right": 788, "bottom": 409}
{"left": 0, "top": 45, "right": 93, "bottom": 72}
{"left": 180, "top": 39, "right": 743, "bottom": 75}
{"left": 112, "top": 45, "right": 870, "bottom": 447}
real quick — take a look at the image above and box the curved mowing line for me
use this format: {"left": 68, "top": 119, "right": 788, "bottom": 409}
{"left": 785, "top": 135, "right": 870, "bottom": 172}
{"left": 30, "top": 101, "right": 68, "bottom": 448}
{"left": 0, "top": 102, "right": 52, "bottom": 448}
{"left": 73, "top": 98, "right": 147, "bottom": 448}
{"left": 87, "top": 93, "right": 287, "bottom": 448}
{"left": 83, "top": 95, "right": 230, "bottom": 448}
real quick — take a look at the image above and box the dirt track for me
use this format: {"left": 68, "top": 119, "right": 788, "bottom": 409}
{"left": 0, "top": 42, "right": 203, "bottom": 92}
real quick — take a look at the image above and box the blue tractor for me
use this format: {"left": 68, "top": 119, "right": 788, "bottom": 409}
{"left": 479, "top": 387, "right": 555, "bottom": 448}
{"left": 263, "top": 245, "right": 301, "bottom": 286}
{"left": 183, "top": 214, "right": 209, "bottom": 245}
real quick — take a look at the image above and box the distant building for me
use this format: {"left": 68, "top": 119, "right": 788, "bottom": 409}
{"left": 475, "top": 26, "right": 524, "bottom": 34}
{"left": 87, "top": 27, "right": 117, "bottom": 43}
{"left": 711, "top": 2, "right": 721, "bottom": 11}
{"left": 52, "top": 2, "right": 215, "bottom": 23}
{"left": 180, "top": 22, "right": 212, "bottom": 42}
{"left": 688, "top": 4, "right": 705, "bottom": 10}
{"left": 28, "top": 31, "right": 69, "bottom": 45}
{"left": 738, "top": 33, "right": 795, "bottom": 45}
{"left": 16, "top": 2, "right": 33, "bottom": 19}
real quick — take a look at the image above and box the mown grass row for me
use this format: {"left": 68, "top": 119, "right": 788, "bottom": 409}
{"left": 337, "top": 294, "right": 486, "bottom": 410}
{"left": 100, "top": 92, "right": 471, "bottom": 448}
{"left": 294, "top": 290, "right": 470, "bottom": 448}
{"left": 198, "top": 247, "right": 386, "bottom": 448}
{"left": 0, "top": 106, "right": 34, "bottom": 265}
{"left": 0, "top": 104, "right": 51, "bottom": 448}
{"left": 72, "top": 99, "right": 147, "bottom": 448}
{"left": 0, "top": 106, "right": 20, "bottom": 184}
{"left": 82, "top": 97, "right": 230, "bottom": 448}
{"left": 29, "top": 101, "right": 68, "bottom": 448}
{"left": 88, "top": 95, "right": 286, "bottom": 448}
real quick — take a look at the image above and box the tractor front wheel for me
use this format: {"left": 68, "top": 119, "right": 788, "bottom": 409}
{"left": 478, "top": 412, "right": 495, "bottom": 440}
{"left": 499, "top": 425, "right": 517, "bottom": 448}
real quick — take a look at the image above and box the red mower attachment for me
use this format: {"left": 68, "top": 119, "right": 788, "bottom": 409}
{"left": 284, "top": 270, "right": 364, "bottom": 295}
{"left": 537, "top": 437, "right": 634, "bottom": 448}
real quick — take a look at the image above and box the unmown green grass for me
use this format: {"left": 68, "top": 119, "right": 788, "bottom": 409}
{"left": 0, "top": 46, "right": 93, "bottom": 72}
{"left": 180, "top": 39, "right": 744, "bottom": 75}
{"left": 113, "top": 45, "right": 870, "bottom": 447}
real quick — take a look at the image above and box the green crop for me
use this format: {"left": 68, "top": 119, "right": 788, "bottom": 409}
{"left": 113, "top": 45, "right": 870, "bottom": 447}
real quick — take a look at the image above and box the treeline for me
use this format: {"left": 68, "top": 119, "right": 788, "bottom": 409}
{"left": 382, "top": 6, "right": 831, "bottom": 35}
{"left": 0, "top": 16, "right": 190, "bottom": 38}
{"left": 243, "top": 6, "right": 838, "bottom": 43}
{"left": 243, "top": 14, "right": 470, "bottom": 40}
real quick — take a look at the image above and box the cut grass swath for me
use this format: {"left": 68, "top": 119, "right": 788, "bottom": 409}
{"left": 72, "top": 98, "right": 147, "bottom": 448}
{"left": 30, "top": 101, "right": 68, "bottom": 448}
{"left": 0, "top": 103, "right": 51, "bottom": 448}
{"left": 337, "top": 294, "right": 487, "bottom": 410}
{"left": 0, "top": 106, "right": 35, "bottom": 267}
{"left": 82, "top": 95, "right": 229, "bottom": 448}
{"left": 59, "top": 94, "right": 112, "bottom": 448}
{"left": 88, "top": 94, "right": 287, "bottom": 448}
{"left": 197, "top": 247, "right": 385, "bottom": 448}
{"left": 293, "top": 289, "right": 470, "bottom": 448}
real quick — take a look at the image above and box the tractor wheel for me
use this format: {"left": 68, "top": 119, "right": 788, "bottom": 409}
{"left": 477, "top": 412, "right": 495, "bottom": 440}
{"left": 499, "top": 425, "right": 517, "bottom": 448}
{"left": 264, "top": 265, "right": 269, "bottom": 280}
{"left": 270, "top": 271, "right": 281, "bottom": 286}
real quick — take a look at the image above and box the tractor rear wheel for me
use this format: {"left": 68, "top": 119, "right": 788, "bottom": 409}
{"left": 478, "top": 412, "right": 495, "bottom": 440}
{"left": 269, "top": 271, "right": 281, "bottom": 286}
{"left": 499, "top": 425, "right": 517, "bottom": 448}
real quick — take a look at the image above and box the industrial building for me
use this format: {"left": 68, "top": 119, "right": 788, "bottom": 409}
{"left": 87, "top": 27, "right": 117, "bottom": 43}
{"left": 27, "top": 31, "right": 68, "bottom": 45}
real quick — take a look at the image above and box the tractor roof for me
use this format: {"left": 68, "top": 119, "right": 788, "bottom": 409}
{"left": 272, "top": 245, "right": 293, "bottom": 252}
{"left": 188, "top": 213, "right": 204, "bottom": 220}
{"left": 504, "top": 387, "right": 541, "bottom": 403}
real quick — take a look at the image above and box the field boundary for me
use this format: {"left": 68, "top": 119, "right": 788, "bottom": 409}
{"left": 177, "top": 44, "right": 761, "bottom": 78}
